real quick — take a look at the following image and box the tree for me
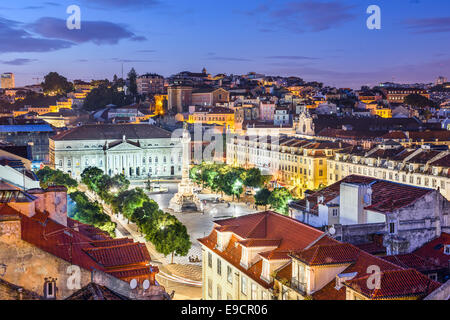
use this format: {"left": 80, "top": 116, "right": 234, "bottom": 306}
{"left": 254, "top": 188, "right": 271, "bottom": 209}
{"left": 42, "top": 72, "right": 73, "bottom": 95}
{"left": 268, "top": 187, "right": 292, "bottom": 215}
{"left": 81, "top": 167, "right": 104, "bottom": 193}
{"left": 110, "top": 174, "right": 130, "bottom": 193}
{"left": 127, "top": 68, "right": 138, "bottom": 97}
{"left": 242, "top": 167, "right": 264, "bottom": 188}
{"left": 83, "top": 83, "right": 132, "bottom": 111}
{"left": 146, "top": 213, "right": 191, "bottom": 264}
{"left": 110, "top": 188, "right": 148, "bottom": 222}
{"left": 69, "top": 191, "right": 116, "bottom": 237}
{"left": 36, "top": 167, "right": 78, "bottom": 192}
{"left": 404, "top": 94, "right": 436, "bottom": 109}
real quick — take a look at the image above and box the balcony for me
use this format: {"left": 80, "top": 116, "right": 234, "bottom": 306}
{"left": 291, "top": 278, "right": 307, "bottom": 295}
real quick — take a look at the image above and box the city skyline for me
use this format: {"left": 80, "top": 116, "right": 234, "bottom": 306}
{"left": 0, "top": 0, "right": 449, "bottom": 88}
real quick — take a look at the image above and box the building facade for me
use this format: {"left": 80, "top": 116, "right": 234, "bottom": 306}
{"left": 50, "top": 124, "right": 182, "bottom": 180}
{"left": 226, "top": 135, "right": 348, "bottom": 196}
{"left": 137, "top": 74, "right": 165, "bottom": 95}
{"left": 1, "top": 73, "right": 15, "bottom": 89}
{"left": 327, "top": 142, "right": 450, "bottom": 200}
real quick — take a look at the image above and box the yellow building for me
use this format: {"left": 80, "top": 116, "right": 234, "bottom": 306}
{"left": 372, "top": 107, "right": 392, "bottom": 118}
{"left": 188, "top": 106, "right": 235, "bottom": 132}
{"left": 226, "top": 135, "right": 349, "bottom": 196}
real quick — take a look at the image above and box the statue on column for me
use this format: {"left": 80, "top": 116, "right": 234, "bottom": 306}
{"left": 169, "top": 123, "right": 203, "bottom": 213}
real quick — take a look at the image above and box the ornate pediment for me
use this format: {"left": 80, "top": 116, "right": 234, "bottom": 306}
{"left": 106, "top": 140, "right": 143, "bottom": 151}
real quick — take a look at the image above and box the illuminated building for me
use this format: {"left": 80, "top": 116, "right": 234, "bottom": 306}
{"left": 50, "top": 124, "right": 182, "bottom": 180}
{"left": 1, "top": 73, "right": 15, "bottom": 89}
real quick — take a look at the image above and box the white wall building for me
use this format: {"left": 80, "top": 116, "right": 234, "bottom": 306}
{"left": 50, "top": 124, "right": 182, "bottom": 180}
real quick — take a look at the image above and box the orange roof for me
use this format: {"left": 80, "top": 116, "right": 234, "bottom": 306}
{"left": 0, "top": 203, "right": 154, "bottom": 282}
{"left": 344, "top": 269, "right": 440, "bottom": 299}
{"left": 83, "top": 243, "right": 151, "bottom": 268}
{"left": 198, "top": 211, "right": 324, "bottom": 288}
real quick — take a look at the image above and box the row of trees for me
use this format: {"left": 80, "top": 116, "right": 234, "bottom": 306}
{"left": 254, "top": 187, "right": 292, "bottom": 215}
{"left": 36, "top": 167, "right": 116, "bottom": 236}
{"left": 190, "top": 163, "right": 293, "bottom": 215}
{"left": 190, "top": 163, "right": 268, "bottom": 200}
{"left": 81, "top": 167, "right": 191, "bottom": 263}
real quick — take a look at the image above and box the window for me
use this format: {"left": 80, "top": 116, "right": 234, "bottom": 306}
{"left": 241, "top": 276, "right": 247, "bottom": 295}
{"left": 332, "top": 208, "right": 339, "bottom": 217}
{"left": 389, "top": 222, "right": 396, "bottom": 234}
{"left": 59, "top": 160, "right": 63, "bottom": 166}
{"left": 444, "top": 245, "right": 450, "bottom": 255}
{"left": 251, "top": 283, "right": 257, "bottom": 300}
{"left": 217, "top": 285, "right": 222, "bottom": 300}
{"left": 217, "top": 258, "right": 222, "bottom": 276}
{"left": 208, "top": 252, "right": 212, "bottom": 268}
{"left": 208, "top": 278, "right": 212, "bottom": 298}
{"left": 227, "top": 266, "right": 233, "bottom": 284}
{"left": 428, "top": 273, "right": 438, "bottom": 281}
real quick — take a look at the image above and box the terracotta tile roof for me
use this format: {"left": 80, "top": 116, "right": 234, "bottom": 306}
{"left": 294, "top": 175, "right": 434, "bottom": 214}
{"left": 259, "top": 251, "right": 291, "bottom": 261}
{"left": 344, "top": 269, "right": 441, "bottom": 299}
{"left": 292, "top": 243, "right": 360, "bottom": 266}
{"left": 51, "top": 124, "right": 171, "bottom": 141}
{"left": 107, "top": 265, "right": 155, "bottom": 280}
{"left": 83, "top": 243, "right": 151, "bottom": 268}
{"left": 90, "top": 238, "right": 134, "bottom": 247}
{"left": 0, "top": 203, "right": 154, "bottom": 282}
{"left": 430, "top": 154, "right": 450, "bottom": 167}
{"left": 381, "top": 253, "right": 444, "bottom": 273}
{"left": 65, "top": 283, "right": 129, "bottom": 300}
{"left": 239, "top": 239, "right": 281, "bottom": 248}
{"left": 198, "top": 211, "right": 324, "bottom": 289}
{"left": 355, "top": 242, "right": 386, "bottom": 255}
{"left": 413, "top": 232, "right": 450, "bottom": 268}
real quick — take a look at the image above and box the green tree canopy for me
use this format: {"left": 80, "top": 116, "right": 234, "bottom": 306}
{"left": 404, "top": 94, "right": 436, "bottom": 109}
{"left": 268, "top": 187, "right": 292, "bottom": 215}
{"left": 127, "top": 68, "right": 138, "bottom": 96}
{"left": 81, "top": 167, "right": 104, "bottom": 193}
{"left": 69, "top": 191, "right": 116, "bottom": 237}
{"left": 42, "top": 72, "right": 73, "bottom": 95}
{"left": 83, "top": 83, "right": 132, "bottom": 111}
{"left": 110, "top": 188, "right": 149, "bottom": 221}
{"left": 36, "top": 167, "right": 78, "bottom": 192}
{"left": 254, "top": 188, "right": 272, "bottom": 207}
{"left": 145, "top": 213, "right": 191, "bottom": 264}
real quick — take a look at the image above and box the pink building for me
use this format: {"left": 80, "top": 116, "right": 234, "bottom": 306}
{"left": 259, "top": 102, "right": 276, "bottom": 121}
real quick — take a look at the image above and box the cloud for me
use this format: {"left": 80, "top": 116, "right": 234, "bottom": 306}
{"left": 0, "top": 17, "right": 74, "bottom": 53}
{"left": 0, "top": 58, "right": 37, "bottom": 65}
{"left": 266, "top": 55, "right": 319, "bottom": 60}
{"left": 80, "top": 0, "right": 161, "bottom": 8}
{"left": 29, "top": 17, "right": 147, "bottom": 45}
{"left": 246, "top": 0, "right": 356, "bottom": 33}
{"left": 404, "top": 17, "right": 450, "bottom": 34}
{"left": 206, "top": 56, "right": 252, "bottom": 62}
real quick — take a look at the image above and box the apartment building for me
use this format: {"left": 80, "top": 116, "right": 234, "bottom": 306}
{"left": 327, "top": 141, "right": 450, "bottom": 199}
{"left": 226, "top": 135, "right": 349, "bottom": 196}
{"left": 198, "top": 211, "right": 442, "bottom": 300}
{"left": 289, "top": 174, "right": 450, "bottom": 254}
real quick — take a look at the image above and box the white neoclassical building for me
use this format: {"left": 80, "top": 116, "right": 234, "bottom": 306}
{"left": 50, "top": 124, "right": 182, "bottom": 180}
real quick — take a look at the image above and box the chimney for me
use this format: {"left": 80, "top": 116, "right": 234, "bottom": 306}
{"left": 28, "top": 186, "right": 68, "bottom": 227}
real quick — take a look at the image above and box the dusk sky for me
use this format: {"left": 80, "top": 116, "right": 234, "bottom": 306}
{"left": 1, "top": 0, "right": 449, "bottom": 88}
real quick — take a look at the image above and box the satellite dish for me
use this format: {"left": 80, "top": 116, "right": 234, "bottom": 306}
{"left": 143, "top": 279, "right": 150, "bottom": 290}
{"left": 129, "top": 279, "right": 138, "bottom": 289}
{"left": 328, "top": 226, "right": 336, "bottom": 235}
